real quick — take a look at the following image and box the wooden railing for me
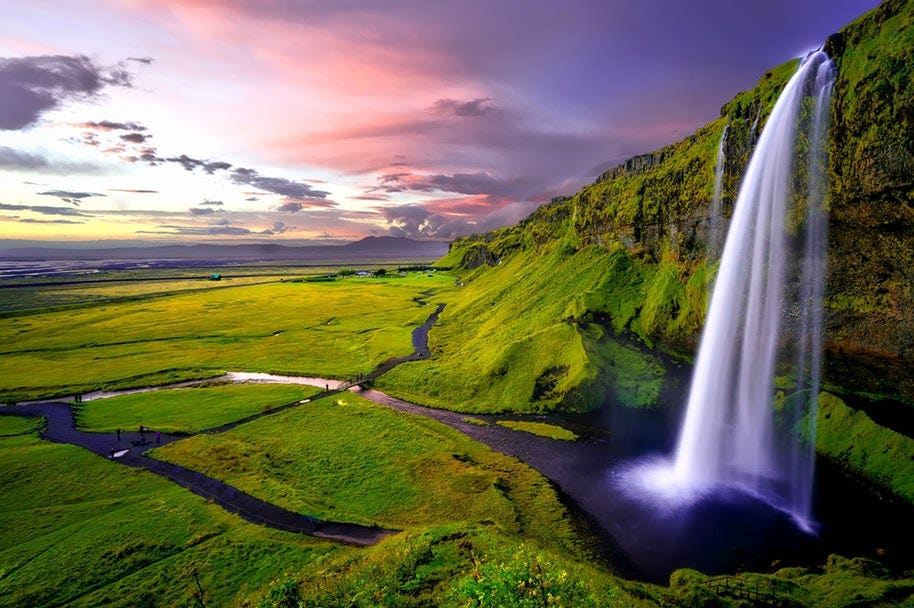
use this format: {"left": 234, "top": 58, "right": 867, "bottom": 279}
{"left": 702, "top": 575, "right": 790, "bottom": 606}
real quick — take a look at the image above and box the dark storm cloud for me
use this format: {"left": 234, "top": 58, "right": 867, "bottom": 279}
{"left": 277, "top": 202, "right": 299, "bottom": 213}
{"left": 381, "top": 172, "right": 409, "bottom": 183}
{"left": 380, "top": 200, "right": 537, "bottom": 239}
{"left": 38, "top": 190, "right": 106, "bottom": 205}
{"left": 119, "top": 132, "right": 149, "bottom": 143}
{"left": 19, "top": 218, "right": 85, "bottom": 224}
{"left": 137, "top": 148, "right": 162, "bottom": 165}
{"left": 430, "top": 97, "right": 494, "bottom": 117}
{"left": 72, "top": 120, "right": 147, "bottom": 132}
{"left": 158, "top": 154, "right": 230, "bottom": 174}
{"left": 140, "top": 224, "right": 254, "bottom": 236}
{"left": 0, "top": 55, "right": 133, "bottom": 130}
{"left": 259, "top": 221, "right": 290, "bottom": 235}
{"left": 165, "top": 153, "right": 205, "bottom": 172}
{"left": 0, "top": 202, "right": 94, "bottom": 217}
{"left": 231, "top": 167, "right": 330, "bottom": 200}
{"left": 0, "top": 145, "right": 100, "bottom": 174}
{"left": 202, "top": 161, "right": 232, "bottom": 174}
{"left": 189, "top": 206, "right": 221, "bottom": 216}
{"left": 80, "top": 132, "right": 100, "bottom": 146}
{"left": 0, "top": 146, "right": 53, "bottom": 170}
{"left": 372, "top": 171, "right": 531, "bottom": 204}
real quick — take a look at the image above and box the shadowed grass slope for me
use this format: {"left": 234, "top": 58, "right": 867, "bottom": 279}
{"left": 379, "top": 241, "right": 668, "bottom": 414}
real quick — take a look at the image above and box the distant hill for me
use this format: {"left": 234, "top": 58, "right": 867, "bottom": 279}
{"left": 0, "top": 236, "right": 450, "bottom": 262}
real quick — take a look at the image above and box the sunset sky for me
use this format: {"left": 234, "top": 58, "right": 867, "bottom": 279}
{"left": 1, "top": 0, "right": 879, "bottom": 245}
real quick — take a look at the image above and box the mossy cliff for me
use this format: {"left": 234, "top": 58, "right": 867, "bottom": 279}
{"left": 377, "top": 0, "right": 914, "bottom": 499}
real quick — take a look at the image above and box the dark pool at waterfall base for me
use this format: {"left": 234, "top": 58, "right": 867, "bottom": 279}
{"left": 545, "top": 399, "right": 914, "bottom": 583}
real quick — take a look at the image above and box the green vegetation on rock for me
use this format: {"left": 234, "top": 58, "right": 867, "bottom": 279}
{"left": 814, "top": 392, "right": 914, "bottom": 502}
{"left": 670, "top": 555, "right": 914, "bottom": 608}
{"left": 495, "top": 420, "right": 579, "bottom": 441}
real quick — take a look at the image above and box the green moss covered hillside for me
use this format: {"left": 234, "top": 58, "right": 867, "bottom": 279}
{"left": 377, "top": 0, "right": 914, "bottom": 498}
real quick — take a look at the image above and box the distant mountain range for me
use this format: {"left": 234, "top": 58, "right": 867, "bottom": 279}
{"left": 0, "top": 236, "right": 450, "bottom": 262}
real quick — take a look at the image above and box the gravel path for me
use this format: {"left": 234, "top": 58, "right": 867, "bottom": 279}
{"left": 0, "top": 305, "right": 446, "bottom": 546}
{"left": 1, "top": 400, "right": 393, "bottom": 545}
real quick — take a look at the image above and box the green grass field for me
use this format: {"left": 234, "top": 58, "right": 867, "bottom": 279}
{"left": 76, "top": 383, "right": 321, "bottom": 434}
{"left": 377, "top": 244, "right": 666, "bottom": 415}
{"left": 0, "top": 414, "right": 42, "bottom": 436}
{"left": 152, "top": 394, "right": 577, "bottom": 543}
{"left": 0, "top": 273, "right": 454, "bottom": 404}
{"left": 1, "top": 263, "right": 909, "bottom": 606}
{"left": 0, "top": 417, "right": 341, "bottom": 608}
{"left": 495, "top": 420, "right": 579, "bottom": 441}
{"left": 0, "top": 265, "right": 357, "bottom": 313}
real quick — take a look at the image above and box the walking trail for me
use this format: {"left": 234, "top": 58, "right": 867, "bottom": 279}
{"left": 0, "top": 304, "right": 444, "bottom": 546}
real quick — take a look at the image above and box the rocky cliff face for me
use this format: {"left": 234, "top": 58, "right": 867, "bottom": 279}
{"left": 822, "top": 1, "right": 914, "bottom": 399}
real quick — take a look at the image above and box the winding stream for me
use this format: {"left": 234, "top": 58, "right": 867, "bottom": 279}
{"left": 3, "top": 301, "right": 914, "bottom": 581}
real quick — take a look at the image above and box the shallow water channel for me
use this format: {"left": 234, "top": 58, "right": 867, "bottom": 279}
{"left": 59, "top": 369, "right": 914, "bottom": 582}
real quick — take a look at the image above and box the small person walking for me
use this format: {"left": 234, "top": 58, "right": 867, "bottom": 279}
{"left": 155, "top": 431, "right": 161, "bottom": 444}
{"left": 116, "top": 428, "right": 121, "bottom": 441}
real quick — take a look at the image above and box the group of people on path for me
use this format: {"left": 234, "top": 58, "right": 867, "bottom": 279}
{"left": 107, "top": 424, "right": 161, "bottom": 458}
{"left": 128, "top": 424, "right": 161, "bottom": 444}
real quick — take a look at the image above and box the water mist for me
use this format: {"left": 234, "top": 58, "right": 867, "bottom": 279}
{"left": 624, "top": 51, "right": 835, "bottom": 532}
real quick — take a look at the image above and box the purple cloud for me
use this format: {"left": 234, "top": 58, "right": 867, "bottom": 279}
{"left": 0, "top": 55, "right": 133, "bottom": 130}
{"left": 232, "top": 167, "right": 330, "bottom": 200}
{"left": 430, "top": 97, "right": 494, "bottom": 117}
{"left": 120, "top": 132, "right": 149, "bottom": 143}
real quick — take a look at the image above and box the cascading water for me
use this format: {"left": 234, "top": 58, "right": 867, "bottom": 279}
{"left": 707, "top": 124, "right": 729, "bottom": 259}
{"left": 622, "top": 51, "right": 835, "bottom": 533}
{"left": 784, "top": 58, "right": 833, "bottom": 522}
{"left": 749, "top": 105, "right": 762, "bottom": 146}
{"left": 673, "top": 50, "right": 834, "bottom": 528}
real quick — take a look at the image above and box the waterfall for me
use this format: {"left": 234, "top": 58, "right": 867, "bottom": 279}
{"left": 707, "top": 124, "right": 729, "bottom": 259}
{"left": 749, "top": 105, "right": 762, "bottom": 146}
{"left": 785, "top": 59, "right": 833, "bottom": 521}
{"left": 670, "top": 51, "right": 835, "bottom": 529}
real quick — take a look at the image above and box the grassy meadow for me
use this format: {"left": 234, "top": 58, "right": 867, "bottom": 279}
{"left": 2, "top": 262, "right": 912, "bottom": 606}
{"left": 76, "top": 383, "right": 321, "bottom": 434}
{"left": 0, "top": 272, "right": 454, "bottom": 404}
{"left": 152, "top": 393, "right": 576, "bottom": 539}
{"left": 0, "top": 416, "right": 340, "bottom": 608}
{"left": 495, "top": 419, "right": 579, "bottom": 441}
{"left": 376, "top": 243, "right": 667, "bottom": 415}
{"left": 2, "top": 267, "right": 641, "bottom": 606}
{"left": 0, "top": 266, "right": 350, "bottom": 313}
